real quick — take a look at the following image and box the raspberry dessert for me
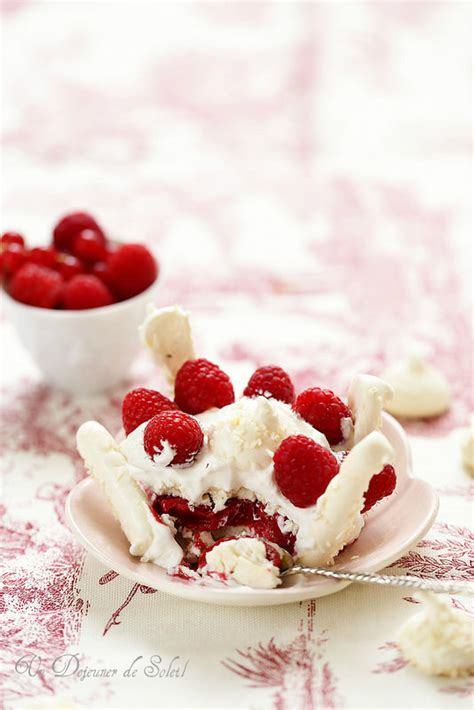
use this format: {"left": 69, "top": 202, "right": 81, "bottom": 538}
{"left": 77, "top": 306, "right": 397, "bottom": 589}
{"left": 1, "top": 213, "right": 158, "bottom": 309}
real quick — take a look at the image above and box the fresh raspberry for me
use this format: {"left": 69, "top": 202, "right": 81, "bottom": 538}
{"left": 2, "top": 231, "right": 25, "bottom": 247}
{"left": 56, "top": 255, "right": 84, "bottom": 281}
{"left": 273, "top": 435, "right": 339, "bottom": 508}
{"left": 52, "top": 212, "right": 104, "bottom": 252}
{"left": 107, "top": 244, "right": 158, "bottom": 300}
{"left": 28, "top": 247, "right": 58, "bottom": 269}
{"left": 243, "top": 365, "right": 295, "bottom": 404}
{"left": 362, "top": 464, "right": 397, "bottom": 513}
{"left": 89, "top": 260, "right": 112, "bottom": 286}
{"left": 61, "top": 274, "right": 113, "bottom": 310}
{"left": 144, "top": 410, "right": 204, "bottom": 465}
{"left": 174, "top": 358, "right": 235, "bottom": 414}
{"left": 72, "top": 229, "right": 107, "bottom": 263}
{"left": 293, "top": 387, "right": 353, "bottom": 446}
{"left": 2, "top": 244, "right": 26, "bottom": 275}
{"left": 122, "top": 387, "right": 178, "bottom": 436}
{"left": 9, "top": 263, "right": 63, "bottom": 308}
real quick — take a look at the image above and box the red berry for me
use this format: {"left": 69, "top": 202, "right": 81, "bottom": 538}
{"left": 2, "top": 244, "right": 26, "bottom": 275}
{"left": 2, "top": 231, "right": 25, "bottom": 247}
{"left": 144, "top": 410, "right": 204, "bottom": 465}
{"left": 243, "top": 365, "right": 295, "bottom": 404}
{"left": 9, "top": 263, "right": 63, "bottom": 308}
{"left": 122, "top": 387, "right": 178, "bottom": 436}
{"left": 89, "top": 260, "right": 112, "bottom": 286}
{"left": 72, "top": 229, "right": 107, "bottom": 263}
{"left": 52, "top": 212, "right": 104, "bottom": 252}
{"left": 28, "top": 247, "right": 58, "bottom": 269}
{"left": 273, "top": 435, "right": 339, "bottom": 508}
{"left": 107, "top": 243, "right": 157, "bottom": 300}
{"left": 57, "top": 255, "right": 84, "bottom": 281}
{"left": 174, "top": 358, "right": 235, "bottom": 414}
{"left": 362, "top": 464, "right": 397, "bottom": 513}
{"left": 62, "top": 274, "right": 113, "bottom": 310}
{"left": 293, "top": 388, "right": 353, "bottom": 446}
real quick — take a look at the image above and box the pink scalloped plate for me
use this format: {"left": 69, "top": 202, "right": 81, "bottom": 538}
{"left": 65, "top": 413, "right": 438, "bottom": 606}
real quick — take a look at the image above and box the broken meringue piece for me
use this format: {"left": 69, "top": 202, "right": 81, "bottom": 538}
{"left": 461, "top": 421, "right": 474, "bottom": 474}
{"left": 398, "top": 592, "right": 474, "bottom": 677}
{"left": 348, "top": 374, "right": 393, "bottom": 446}
{"left": 297, "top": 430, "right": 394, "bottom": 566}
{"left": 381, "top": 356, "right": 451, "bottom": 419}
{"left": 139, "top": 304, "right": 195, "bottom": 384}
{"left": 202, "top": 538, "right": 285, "bottom": 589}
{"left": 76, "top": 421, "right": 183, "bottom": 569}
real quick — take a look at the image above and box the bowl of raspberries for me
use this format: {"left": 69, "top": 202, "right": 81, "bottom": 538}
{"left": 1, "top": 212, "right": 159, "bottom": 395}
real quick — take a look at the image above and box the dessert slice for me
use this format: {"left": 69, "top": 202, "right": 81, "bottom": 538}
{"left": 77, "top": 306, "right": 397, "bottom": 589}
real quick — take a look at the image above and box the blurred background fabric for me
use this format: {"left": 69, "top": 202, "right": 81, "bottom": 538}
{"left": 1, "top": 2, "right": 472, "bottom": 709}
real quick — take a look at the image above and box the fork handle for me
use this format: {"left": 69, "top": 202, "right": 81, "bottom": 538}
{"left": 282, "top": 566, "right": 474, "bottom": 596}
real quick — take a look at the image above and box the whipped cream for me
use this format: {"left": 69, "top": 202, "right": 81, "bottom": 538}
{"left": 139, "top": 304, "right": 195, "bottom": 384}
{"left": 203, "top": 538, "right": 282, "bottom": 589}
{"left": 461, "top": 421, "right": 474, "bottom": 474}
{"left": 398, "top": 592, "right": 474, "bottom": 677}
{"left": 348, "top": 374, "right": 393, "bottom": 446}
{"left": 381, "top": 357, "right": 451, "bottom": 419}
{"left": 77, "top": 421, "right": 183, "bottom": 569}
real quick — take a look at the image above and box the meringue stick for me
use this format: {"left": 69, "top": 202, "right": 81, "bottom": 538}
{"left": 298, "top": 431, "right": 394, "bottom": 566}
{"left": 140, "top": 304, "right": 195, "bottom": 384}
{"left": 348, "top": 374, "right": 394, "bottom": 446}
{"left": 77, "top": 421, "right": 183, "bottom": 568}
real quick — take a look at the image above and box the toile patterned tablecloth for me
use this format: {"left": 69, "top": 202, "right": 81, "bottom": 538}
{"left": 1, "top": 2, "right": 473, "bottom": 708}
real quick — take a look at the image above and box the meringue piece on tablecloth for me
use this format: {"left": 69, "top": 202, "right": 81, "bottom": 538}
{"left": 381, "top": 356, "right": 450, "bottom": 419}
{"left": 398, "top": 592, "right": 474, "bottom": 677}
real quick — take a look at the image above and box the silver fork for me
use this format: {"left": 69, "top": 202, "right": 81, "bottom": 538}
{"left": 281, "top": 566, "right": 474, "bottom": 595}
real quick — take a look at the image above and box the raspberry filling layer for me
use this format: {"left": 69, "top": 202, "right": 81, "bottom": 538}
{"left": 153, "top": 495, "right": 296, "bottom": 556}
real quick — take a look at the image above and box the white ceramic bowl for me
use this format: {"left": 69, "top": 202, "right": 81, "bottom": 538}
{"left": 2, "top": 281, "right": 157, "bottom": 395}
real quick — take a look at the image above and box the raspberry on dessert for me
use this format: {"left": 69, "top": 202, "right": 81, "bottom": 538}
{"left": 2, "top": 231, "right": 25, "bottom": 247}
{"left": 53, "top": 212, "right": 104, "bottom": 252}
{"left": 9, "top": 263, "right": 63, "bottom": 308}
{"left": 56, "top": 255, "right": 84, "bottom": 281}
{"left": 174, "top": 358, "right": 235, "bottom": 414}
{"left": 2, "top": 244, "right": 26, "bottom": 275}
{"left": 72, "top": 229, "right": 107, "bottom": 263}
{"left": 243, "top": 365, "right": 295, "bottom": 404}
{"left": 293, "top": 387, "right": 353, "bottom": 446}
{"left": 61, "top": 274, "right": 113, "bottom": 310}
{"left": 273, "top": 434, "right": 339, "bottom": 508}
{"left": 107, "top": 244, "right": 158, "bottom": 300}
{"left": 122, "top": 387, "right": 178, "bottom": 436}
{"left": 28, "top": 247, "right": 58, "bottom": 269}
{"left": 144, "top": 410, "right": 204, "bottom": 465}
{"left": 362, "top": 464, "right": 397, "bottom": 513}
